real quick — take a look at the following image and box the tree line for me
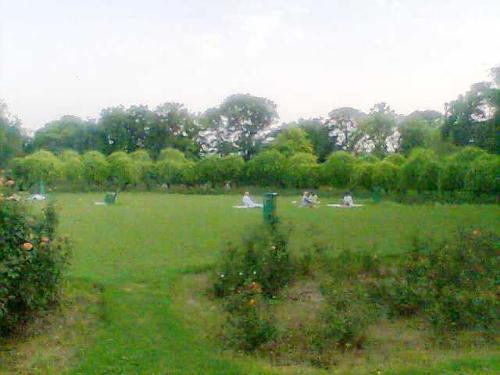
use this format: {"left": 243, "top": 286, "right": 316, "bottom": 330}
{"left": 1, "top": 66, "right": 498, "bottom": 193}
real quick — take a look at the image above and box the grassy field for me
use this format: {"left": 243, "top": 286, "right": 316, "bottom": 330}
{"left": 1, "top": 193, "right": 499, "bottom": 374}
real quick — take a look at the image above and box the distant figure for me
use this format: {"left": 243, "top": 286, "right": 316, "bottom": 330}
{"left": 311, "top": 193, "right": 320, "bottom": 204}
{"left": 301, "top": 191, "right": 315, "bottom": 207}
{"left": 343, "top": 191, "right": 354, "bottom": 207}
{"left": 242, "top": 192, "right": 263, "bottom": 208}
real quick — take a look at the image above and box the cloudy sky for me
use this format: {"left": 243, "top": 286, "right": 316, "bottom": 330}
{"left": 1, "top": 0, "right": 499, "bottom": 130}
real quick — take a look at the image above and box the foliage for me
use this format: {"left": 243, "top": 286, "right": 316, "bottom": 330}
{"left": 321, "top": 151, "right": 356, "bottom": 187}
{"left": 223, "top": 284, "right": 275, "bottom": 352}
{"left": 213, "top": 222, "right": 293, "bottom": 299}
{"left": 81, "top": 151, "right": 110, "bottom": 187}
{"left": 383, "top": 153, "right": 406, "bottom": 166}
{"left": 356, "top": 103, "right": 397, "bottom": 156}
{"left": 381, "top": 230, "right": 499, "bottom": 333}
{"left": 271, "top": 128, "right": 313, "bottom": 157}
{"left": 352, "top": 162, "right": 375, "bottom": 190}
{"left": 0, "top": 195, "right": 71, "bottom": 336}
{"left": 284, "top": 152, "right": 318, "bottom": 188}
{"left": 398, "top": 118, "right": 434, "bottom": 155}
{"left": 315, "top": 282, "right": 374, "bottom": 350}
{"left": 400, "top": 148, "right": 440, "bottom": 192}
{"left": 0, "top": 102, "right": 24, "bottom": 167}
{"left": 464, "top": 155, "right": 500, "bottom": 195}
{"left": 219, "top": 94, "right": 279, "bottom": 160}
{"left": 107, "top": 152, "right": 139, "bottom": 188}
{"left": 442, "top": 81, "right": 499, "bottom": 153}
{"left": 10, "top": 150, "right": 63, "bottom": 189}
{"left": 372, "top": 161, "right": 400, "bottom": 192}
{"left": 245, "top": 150, "right": 286, "bottom": 187}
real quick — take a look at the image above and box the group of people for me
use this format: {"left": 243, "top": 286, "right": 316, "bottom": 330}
{"left": 241, "top": 191, "right": 355, "bottom": 208}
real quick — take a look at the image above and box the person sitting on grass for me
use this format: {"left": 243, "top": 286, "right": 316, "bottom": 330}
{"left": 342, "top": 191, "right": 354, "bottom": 207}
{"left": 301, "top": 191, "right": 315, "bottom": 208}
{"left": 242, "top": 192, "right": 263, "bottom": 208}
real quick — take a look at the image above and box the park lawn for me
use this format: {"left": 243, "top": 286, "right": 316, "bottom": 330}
{"left": 1, "top": 193, "right": 499, "bottom": 374}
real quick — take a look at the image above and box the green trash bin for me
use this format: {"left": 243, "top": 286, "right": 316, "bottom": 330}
{"left": 263, "top": 193, "right": 278, "bottom": 223}
{"left": 372, "top": 187, "right": 381, "bottom": 203}
{"left": 39, "top": 181, "right": 45, "bottom": 195}
{"left": 104, "top": 192, "right": 118, "bottom": 205}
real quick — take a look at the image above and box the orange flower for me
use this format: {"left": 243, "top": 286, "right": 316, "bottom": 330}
{"left": 22, "top": 242, "right": 33, "bottom": 251}
{"left": 472, "top": 229, "right": 481, "bottom": 236}
{"left": 41, "top": 236, "right": 50, "bottom": 244}
{"left": 249, "top": 298, "right": 256, "bottom": 306}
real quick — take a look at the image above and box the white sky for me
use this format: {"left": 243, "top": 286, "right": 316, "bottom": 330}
{"left": 1, "top": 0, "right": 499, "bottom": 130}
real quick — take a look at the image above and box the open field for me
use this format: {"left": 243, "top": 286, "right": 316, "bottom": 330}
{"left": 1, "top": 193, "right": 499, "bottom": 374}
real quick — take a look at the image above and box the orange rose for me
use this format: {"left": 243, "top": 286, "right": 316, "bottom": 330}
{"left": 22, "top": 242, "right": 33, "bottom": 251}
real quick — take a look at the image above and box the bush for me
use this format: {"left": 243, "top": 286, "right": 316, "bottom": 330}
{"left": 284, "top": 152, "right": 319, "bottom": 188}
{"left": 107, "top": 152, "right": 139, "bottom": 188}
{"left": 245, "top": 150, "right": 286, "bottom": 187}
{"left": 464, "top": 155, "right": 499, "bottom": 195}
{"left": 352, "top": 162, "right": 375, "bottom": 190}
{"left": 223, "top": 284, "right": 275, "bottom": 352}
{"left": 10, "top": 151, "right": 63, "bottom": 189}
{"left": 384, "top": 153, "right": 406, "bottom": 166}
{"left": 383, "top": 230, "right": 499, "bottom": 333}
{"left": 400, "top": 148, "right": 440, "bottom": 192}
{"left": 82, "top": 151, "right": 110, "bottom": 188}
{"left": 315, "top": 282, "right": 374, "bottom": 350}
{"left": 321, "top": 151, "right": 356, "bottom": 188}
{"left": 157, "top": 147, "right": 187, "bottom": 162}
{"left": 213, "top": 222, "right": 293, "bottom": 299}
{"left": 372, "top": 161, "right": 399, "bottom": 192}
{"left": 59, "top": 150, "right": 83, "bottom": 188}
{"left": 0, "top": 194, "right": 71, "bottom": 336}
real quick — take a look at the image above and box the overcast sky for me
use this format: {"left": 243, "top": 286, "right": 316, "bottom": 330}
{"left": 1, "top": 0, "right": 499, "bottom": 130}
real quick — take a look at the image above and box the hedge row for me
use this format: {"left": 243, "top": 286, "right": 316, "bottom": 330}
{"left": 7, "top": 147, "right": 499, "bottom": 195}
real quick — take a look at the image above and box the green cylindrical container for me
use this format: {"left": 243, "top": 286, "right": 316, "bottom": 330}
{"left": 263, "top": 192, "right": 278, "bottom": 223}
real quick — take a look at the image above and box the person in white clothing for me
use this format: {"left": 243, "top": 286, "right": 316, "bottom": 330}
{"left": 342, "top": 191, "right": 354, "bottom": 206}
{"left": 242, "top": 192, "right": 263, "bottom": 208}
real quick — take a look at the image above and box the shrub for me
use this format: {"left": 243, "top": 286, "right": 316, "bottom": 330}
{"left": 245, "top": 150, "right": 286, "bottom": 187}
{"left": 59, "top": 150, "right": 83, "bottom": 187}
{"left": 399, "top": 148, "right": 440, "bottom": 192}
{"left": 384, "top": 153, "right": 406, "bottom": 166}
{"left": 372, "top": 161, "right": 399, "bottom": 192}
{"left": 107, "top": 152, "right": 139, "bottom": 188}
{"left": 0, "top": 194, "right": 71, "bottom": 336}
{"left": 223, "top": 284, "right": 275, "bottom": 352}
{"left": 284, "top": 152, "right": 319, "bottom": 188}
{"left": 10, "top": 151, "right": 63, "bottom": 189}
{"left": 321, "top": 151, "right": 356, "bottom": 188}
{"left": 352, "top": 162, "right": 375, "bottom": 190}
{"left": 82, "top": 151, "right": 110, "bottom": 188}
{"left": 156, "top": 159, "right": 187, "bottom": 186}
{"left": 157, "top": 147, "right": 187, "bottom": 162}
{"left": 384, "top": 230, "right": 499, "bottom": 333}
{"left": 315, "top": 282, "right": 374, "bottom": 350}
{"left": 213, "top": 222, "right": 293, "bottom": 299}
{"left": 464, "top": 155, "right": 500, "bottom": 195}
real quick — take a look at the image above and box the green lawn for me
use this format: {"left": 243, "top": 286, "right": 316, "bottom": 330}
{"left": 2, "top": 193, "right": 499, "bottom": 374}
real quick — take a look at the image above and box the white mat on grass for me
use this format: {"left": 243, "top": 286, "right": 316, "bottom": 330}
{"left": 94, "top": 202, "right": 106, "bottom": 205}
{"left": 233, "top": 205, "right": 262, "bottom": 209}
{"left": 327, "top": 204, "right": 364, "bottom": 208}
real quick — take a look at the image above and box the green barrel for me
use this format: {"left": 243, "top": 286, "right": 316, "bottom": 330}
{"left": 372, "top": 187, "right": 381, "bottom": 203}
{"left": 263, "top": 193, "right": 278, "bottom": 223}
{"left": 104, "top": 192, "right": 117, "bottom": 204}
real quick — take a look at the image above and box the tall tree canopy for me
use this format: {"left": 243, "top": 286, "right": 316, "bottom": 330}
{"left": 442, "top": 76, "right": 499, "bottom": 153}
{"left": 0, "top": 101, "right": 24, "bottom": 167}
{"left": 219, "top": 94, "right": 278, "bottom": 160}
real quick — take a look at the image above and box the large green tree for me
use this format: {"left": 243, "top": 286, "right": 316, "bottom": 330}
{"left": 33, "top": 115, "right": 99, "bottom": 153}
{"left": 442, "top": 76, "right": 499, "bottom": 153}
{"left": 0, "top": 102, "right": 24, "bottom": 167}
{"left": 218, "top": 94, "right": 278, "bottom": 160}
